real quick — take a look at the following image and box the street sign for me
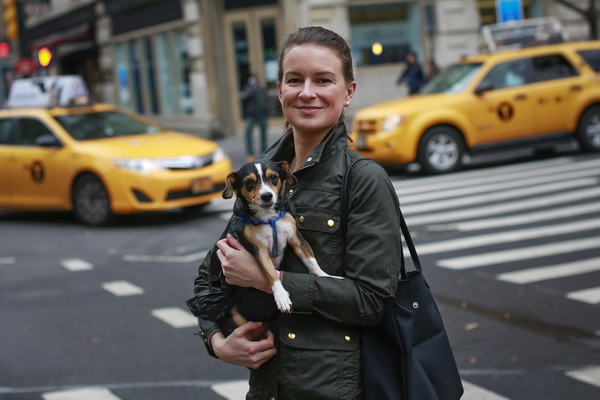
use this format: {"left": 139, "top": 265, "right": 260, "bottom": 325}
{"left": 496, "top": 0, "right": 523, "bottom": 23}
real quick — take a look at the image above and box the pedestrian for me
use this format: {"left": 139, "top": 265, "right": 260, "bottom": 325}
{"left": 241, "top": 73, "right": 269, "bottom": 160}
{"left": 192, "top": 26, "right": 403, "bottom": 399}
{"left": 396, "top": 50, "right": 425, "bottom": 94}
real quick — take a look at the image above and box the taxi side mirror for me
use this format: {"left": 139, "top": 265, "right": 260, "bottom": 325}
{"left": 474, "top": 80, "right": 494, "bottom": 95}
{"left": 35, "top": 134, "right": 63, "bottom": 148}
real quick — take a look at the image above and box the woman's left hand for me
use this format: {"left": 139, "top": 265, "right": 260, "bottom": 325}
{"left": 216, "top": 234, "right": 270, "bottom": 292}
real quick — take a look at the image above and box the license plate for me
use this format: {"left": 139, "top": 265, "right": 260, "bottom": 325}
{"left": 190, "top": 177, "right": 213, "bottom": 194}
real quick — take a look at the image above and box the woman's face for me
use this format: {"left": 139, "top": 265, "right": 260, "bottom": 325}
{"left": 278, "top": 44, "right": 356, "bottom": 138}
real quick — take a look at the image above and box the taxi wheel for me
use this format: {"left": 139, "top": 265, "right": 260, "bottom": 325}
{"left": 72, "top": 174, "right": 113, "bottom": 226}
{"left": 577, "top": 106, "right": 600, "bottom": 152}
{"left": 417, "top": 126, "right": 464, "bottom": 174}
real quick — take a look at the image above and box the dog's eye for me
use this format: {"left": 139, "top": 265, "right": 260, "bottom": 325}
{"left": 270, "top": 175, "right": 280, "bottom": 184}
{"left": 243, "top": 179, "right": 255, "bottom": 191}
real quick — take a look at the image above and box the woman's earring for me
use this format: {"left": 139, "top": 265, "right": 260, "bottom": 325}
{"left": 344, "top": 101, "right": 350, "bottom": 107}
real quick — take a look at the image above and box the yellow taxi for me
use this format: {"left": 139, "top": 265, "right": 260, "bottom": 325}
{"left": 351, "top": 41, "right": 600, "bottom": 174}
{"left": 0, "top": 77, "right": 232, "bottom": 225}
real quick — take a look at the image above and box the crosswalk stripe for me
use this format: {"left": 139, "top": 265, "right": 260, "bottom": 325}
{"left": 406, "top": 187, "right": 600, "bottom": 226}
{"left": 0, "top": 257, "right": 16, "bottom": 264}
{"left": 211, "top": 380, "right": 249, "bottom": 400}
{"left": 565, "top": 366, "right": 600, "bottom": 388}
{"left": 398, "top": 159, "right": 600, "bottom": 203}
{"left": 497, "top": 257, "right": 600, "bottom": 284}
{"left": 151, "top": 307, "right": 198, "bottom": 328}
{"left": 123, "top": 251, "right": 208, "bottom": 263}
{"left": 566, "top": 287, "right": 600, "bottom": 304}
{"left": 102, "top": 281, "right": 145, "bottom": 296}
{"left": 61, "top": 258, "right": 94, "bottom": 271}
{"left": 417, "top": 218, "right": 600, "bottom": 255}
{"left": 447, "top": 202, "right": 600, "bottom": 231}
{"left": 42, "top": 387, "right": 120, "bottom": 400}
{"left": 460, "top": 380, "right": 511, "bottom": 400}
{"left": 438, "top": 237, "right": 600, "bottom": 270}
{"left": 402, "top": 178, "right": 597, "bottom": 214}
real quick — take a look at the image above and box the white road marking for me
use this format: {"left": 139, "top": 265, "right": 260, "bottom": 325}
{"left": 448, "top": 203, "right": 600, "bottom": 231}
{"left": 438, "top": 237, "right": 600, "bottom": 270}
{"left": 211, "top": 380, "right": 249, "bottom": 400}
{"left": 151, "top": 307, "right": 198, "bottom": 328}
{"left": 401, "top": 178, "right": 597, "bottom": 214}
{"left": 102, "top": 281, "right": 144, "bottom": 296}
{"left": 566, "top": 287, "right": 600, "bottom": 304}
{"left": 417, "top": 218, "right": 600, "bottom": 255}
{"left": 61, "top": 258, "right": 93, "bottom": 271}
{"left": 0, "top": 257, "right": 16, "bottom": 264}
{"left": 123, "top": 251, "right": 208, "bottom": 263}
{"left": 406, "top": 187, "right": 600, "bottom": 226}
{"left": 497, "top": 258, "right": 600, "bottom": 284}
{"left": 565, "top": 366, "right": 600, "bottom": 388}
{"left": 460, "top": 380, "right": 511, "bottom": 400}
{"left": 42, "top": 387, "right": 120, "bottom": 400}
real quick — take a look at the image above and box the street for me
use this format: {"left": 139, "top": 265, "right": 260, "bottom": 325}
{"left": 1, "top": 143, "right": 599, "bottom": 400}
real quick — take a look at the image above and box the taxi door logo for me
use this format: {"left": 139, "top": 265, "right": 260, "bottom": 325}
{"left": 30, "top": 161, "right": 45, "bottom": 183}
{"left": 497, "top": 102, "right": 514, "bottom": 121}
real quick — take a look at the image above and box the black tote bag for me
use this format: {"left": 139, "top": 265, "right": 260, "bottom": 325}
{"left": 341, "top": 159, "right": 463, "bottom": 400}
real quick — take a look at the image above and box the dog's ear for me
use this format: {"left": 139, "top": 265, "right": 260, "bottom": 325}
{"left": 278, "top": 161, "right": 297, "bottom": 186}
{"left": 222, "top": 172, "right": 238, "bottom": 199}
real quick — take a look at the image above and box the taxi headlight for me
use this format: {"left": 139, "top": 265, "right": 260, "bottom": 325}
{"left": 113, "top": 158, "right": 165, "bottom": 173}
{"left": 381, "top": 114, "right": 404, "bottom": 132}
{"left": 212, "top": 147, "right": 226, "bottom": 163}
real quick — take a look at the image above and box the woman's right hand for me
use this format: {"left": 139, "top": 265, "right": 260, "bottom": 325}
{"left": 211, "top": 321, "right": 277, "bottom": 369}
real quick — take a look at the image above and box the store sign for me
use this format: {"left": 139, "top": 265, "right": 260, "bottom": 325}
{"left": 496, "top": 0, "right": 523, "bottom": 23}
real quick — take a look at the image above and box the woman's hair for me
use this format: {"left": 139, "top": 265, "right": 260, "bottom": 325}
{"left": 277, "top": 26, "right": 355, "bottom": 84}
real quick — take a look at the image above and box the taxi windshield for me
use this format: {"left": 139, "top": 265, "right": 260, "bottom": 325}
{"left": 54, "top": 111, "right": 162, "bottom": 141}
{"left": 420, "top": 62, "right": 483, "bottom": 94}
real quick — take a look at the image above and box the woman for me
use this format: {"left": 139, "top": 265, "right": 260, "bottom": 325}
{"left": 193, "top": 26, "right": 403, "bottom": 399}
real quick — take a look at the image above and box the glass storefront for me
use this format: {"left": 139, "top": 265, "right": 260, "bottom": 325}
{"left": 114, "top": 29, "right": 194, "bottom": 117}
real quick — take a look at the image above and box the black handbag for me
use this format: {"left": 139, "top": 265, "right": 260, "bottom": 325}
{"left": 341, "top": 159, "right": 463, "bottom": 400}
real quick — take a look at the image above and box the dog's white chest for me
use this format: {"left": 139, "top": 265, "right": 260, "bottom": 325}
{"left": 255, "top": 219, "right": 294, "bottom": 266}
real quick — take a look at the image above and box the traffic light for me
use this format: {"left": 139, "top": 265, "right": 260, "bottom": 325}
{"left": 3, "top": 0, "right": 20, "bottom": 41}
{"left": 37, "top": 47, "right": 53, "bottom": 67}
{"left": 0, "top": 41, "right": 10, "bottom": 58}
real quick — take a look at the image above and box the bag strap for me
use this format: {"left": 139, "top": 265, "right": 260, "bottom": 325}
{"left": 341, "top": 158, "right": 422, "bottom": 277}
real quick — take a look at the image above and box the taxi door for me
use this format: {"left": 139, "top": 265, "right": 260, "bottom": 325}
{"left": 529, "top": 53, "right": 582, "bottom": 135}
{"left": 469, "top": 58, "right": 536, "bottom": 146}
{"left": 7, "top": 117, "right": 69, "bottom": 208}
{"left": 0, "top": 118, "right": 13, "bottom": 206}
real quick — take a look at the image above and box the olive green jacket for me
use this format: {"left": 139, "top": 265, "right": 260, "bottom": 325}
{"left": 193, "top": 121, "right": 402, "bottom": 400}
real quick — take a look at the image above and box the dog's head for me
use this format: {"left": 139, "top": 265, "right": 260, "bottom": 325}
{"left": 223, "top": 160, "right": 296, "bottom": 218}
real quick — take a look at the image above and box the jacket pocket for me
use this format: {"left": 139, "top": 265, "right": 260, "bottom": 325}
{"left": 278, "top": 315, "right": 361, "bottom": 400}
{"left": 293, "top": 207, "right": 342, "bottom": 271}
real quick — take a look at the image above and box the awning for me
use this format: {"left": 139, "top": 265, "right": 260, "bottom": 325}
{"left": 28, "top": 24, "right": 92, "bottom": 50}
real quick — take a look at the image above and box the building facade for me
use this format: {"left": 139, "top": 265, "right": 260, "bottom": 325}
{"left": 4, "top": 0, "right": 596, "bottom": 137}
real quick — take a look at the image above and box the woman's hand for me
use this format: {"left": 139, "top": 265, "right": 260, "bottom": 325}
{"left": 216, "top": 234, "right": 270, "bottom": 292}
{"left": 211, "top": 322, "right": 277, "bottom": 369}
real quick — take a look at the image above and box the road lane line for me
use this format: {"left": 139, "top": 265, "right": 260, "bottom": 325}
{"left": 396, "top": 158, "right": 600, "bottom": 199}
{"left": 402, "top": 178, "right": 597, "bottom": 214}
{"left": 406, "top": 187, "right": 600, "bottom": 226}
{"left": 61, "top": 258, "right": 93, "bottom": 271}
{"left": 460, "top": 380, "right": 511, "bottom": 400}
{"left": 102, "top": 281, "right": 145, "bottom": 296}
{"left": 497, "top": 258, "right": 600, "bottom": 284}
{"left": 438, "top": 237, "right": 600, "bottom": 270}
{"left": 565, "top": 366, "right": 600, "bottom": 388}
{"left": 418, "top": 218, "right": 600, "bottom": 255}
{"left": 0, "top": 257, "right": 16, "bottom": 264}
{"left": 566, "top": 287, "right": 600, "bottom": 304}
{"left": 211, "top": 380, "right": 249, "bottom": 400}
{"left": 123, "top": 251, "right": 208, "bottom": 263}
{"left": 151, "top": 307, "right": 198, "bottom": 328}
{"left": 42, "top": 387, "right": 120, "bottom": 400}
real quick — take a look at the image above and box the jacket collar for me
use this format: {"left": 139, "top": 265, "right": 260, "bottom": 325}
{"left": 264, "top": 119, "right": 349, "bottom": 168}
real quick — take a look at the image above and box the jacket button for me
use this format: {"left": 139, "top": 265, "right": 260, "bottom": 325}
{"left": 298, "top": 216, "right": 304, "bottom": 224}
{"left": 288, "top": 333, "right": 296, "bottom": 340}
{"left": 288, "top": 189, "right": 294, "bottom": 195}
{"left": 307, "top": 156, "right": 313, "bottom": 162}
{"left": 327, "top": 219, "right": 335, "bottom": 227}
{"left": 345, "top": 335, "right": 351, "bottom": 342}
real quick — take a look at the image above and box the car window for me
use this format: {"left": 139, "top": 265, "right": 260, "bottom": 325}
{"left": 420, "top": 62, "right": 483, "bottom": 94}
{"left": 530, "top": 54, "right": 578, "bottom": 82}
{"left": 54, "top": 111, "right": 162, "bottom": 141}
{"left": 13, "top": 118, "right": 54, "bottom": 146}
{"left": 577, "top": 49, "right": 600, "bottom": 72}
{"left": 483, "top": 59, "right": 529, "bottom": 90}
{"left": 0, "top": 119, "right": 14, "bottom": 144}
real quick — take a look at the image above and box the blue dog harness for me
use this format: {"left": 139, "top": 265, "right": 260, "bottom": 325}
{"left": 234, "top": 210, "right": 286, "bottom": 258}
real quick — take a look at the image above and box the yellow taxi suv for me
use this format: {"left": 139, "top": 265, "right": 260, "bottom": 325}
{"left": 0, "top": 77, "right": 232, "bottom": 225}
{"left": 351, "top": 41, "right": 600, "bottom": 174}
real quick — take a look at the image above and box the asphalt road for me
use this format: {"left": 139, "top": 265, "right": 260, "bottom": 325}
{"left": 1, "top": 134, "right": 599, "bottom": 400}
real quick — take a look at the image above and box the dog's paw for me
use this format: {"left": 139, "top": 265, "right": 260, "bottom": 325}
{"left": 272, "top": 281, "right": 292, "bottom": 313}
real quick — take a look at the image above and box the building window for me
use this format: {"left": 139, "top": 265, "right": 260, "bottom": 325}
{"left": 349, "top": 2, "right": 420, "bottom": 67}
{"left": 114, "top": 28, "right": 194, "bottom": 116}
{"left": 477, "top": 0, "right": 540, "bottom": 25}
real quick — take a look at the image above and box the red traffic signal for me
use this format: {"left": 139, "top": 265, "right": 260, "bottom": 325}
{"left": 0, "top": 41, "right": 10, "bottom": 58}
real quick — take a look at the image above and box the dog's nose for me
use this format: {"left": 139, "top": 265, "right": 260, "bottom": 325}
{"left": 261, "top": 192, "right": 273, "bottom": 202}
